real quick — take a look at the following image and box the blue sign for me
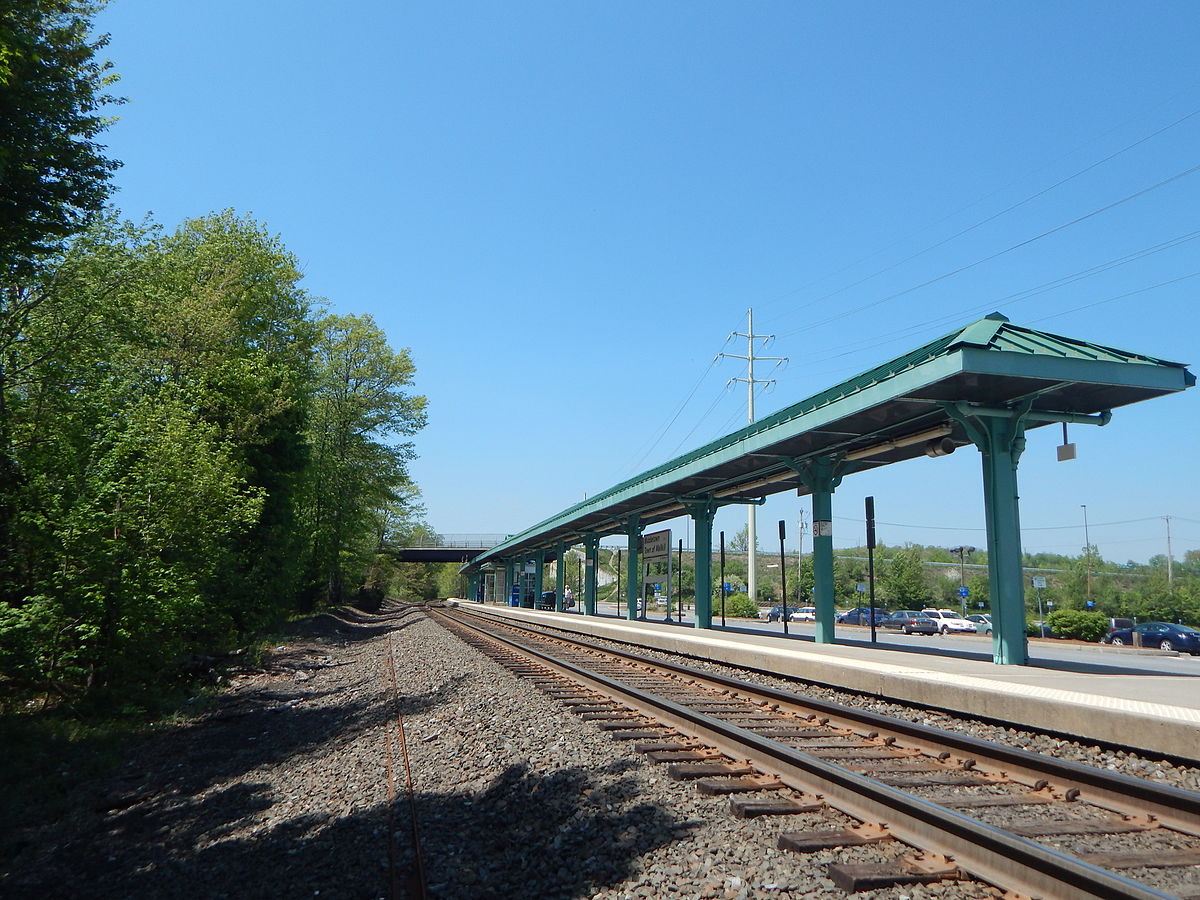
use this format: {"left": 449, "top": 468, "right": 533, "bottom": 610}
{"left": 723, "top": 583, "right": 732, "bottom": 592}
{"left": 958, "top": 586, "right": 970, "bottom": 598}
{"left": 1086, "top": 600, "right": 1095, "bottom": 608}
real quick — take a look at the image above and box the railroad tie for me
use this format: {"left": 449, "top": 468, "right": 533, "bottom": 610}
{"left": 643, "top": 749, "right": 721, "bottom": 763}
{"left": 1006, "top": 815, "right": 1157, "bottom": 837}
{"left": 729, "top": 795, "right": 824, "bottom": 818}
{"left": 778, "top": 822, "right": 890, "bottom": 853}
{"left": 827, "top": 853, "right": 959, "bottom": 893}
{"left": 695, "top": 775, "right": 785, "bottom": 795}
{"left": 1077, "top": 849, "right": 1200, "bottom": 870}
{"left": 928, "top": 791, "right": 1055, "bottom": 809}
{"left": 608, "top": 729, "right": 673, "bottom": 741}
{"left": 666, "top": 762, "right": 755, "bottom": 781}
{"left": 632, "top": 740, "right": 702, "bottom": 753}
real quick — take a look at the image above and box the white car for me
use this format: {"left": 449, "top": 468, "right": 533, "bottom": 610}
{"left": 792, "top": 606, "right": 817, "bottom": 622}
{"left": 921, "top": 609, "right": 978, "bottom": 634}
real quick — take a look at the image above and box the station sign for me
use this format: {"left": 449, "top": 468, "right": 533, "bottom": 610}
{"left": 641, "top": 529, "right": 671, "bottom": 560}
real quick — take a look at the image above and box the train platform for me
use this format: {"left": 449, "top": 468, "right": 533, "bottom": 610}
{"left": 446, "top": 601, "right": 1200, "bottom": 764}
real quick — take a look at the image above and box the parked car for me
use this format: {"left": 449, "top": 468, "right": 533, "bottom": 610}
{"left": 967, "top": 613, "right": 993, "bottom": 635}
{"left": 792, "top": 606, "right": 817, "bottom": 622}
{"left": 880, "top": 610, "right": 938, "bottom": 635}
{"left": 537, "top": 590, "right": 556, "bottom": 609}
{"left": 1105, "top": 617, "right": 1134, "bottom": 633}
{"left": 920, "top": 609, "right": 977, "bottom": 634}
{"left": 1102, "top": 622, "right": 1200, "bottom": 654}
{"left": 837, "top": 606, "right": 886, "bottom": 626}
{"left": 765, "top": 605, "right": 798, "bottom": 622}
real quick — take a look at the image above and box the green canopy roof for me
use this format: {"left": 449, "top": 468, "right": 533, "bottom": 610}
{"left": 470, "top": 314, "right": 1192, "bottom": 567}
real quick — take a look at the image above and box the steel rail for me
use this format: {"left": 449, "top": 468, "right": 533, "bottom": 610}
{"left": 439, "top": 610, "right": 1181, "bottom": 900}
{"left": 467, "top": 609, "right": 1200, "bottom": 834}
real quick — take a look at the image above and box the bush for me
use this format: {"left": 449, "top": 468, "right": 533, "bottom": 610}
{"left": 1045, "top": 609, "right": 1109, "bottom": 642}
{"left": 721, "top": 592, "right": 760, "bottom": 619}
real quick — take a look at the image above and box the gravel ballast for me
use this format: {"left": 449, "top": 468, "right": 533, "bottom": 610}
{"left": 2, "top": 604, "right": 1041, "bottom": 899}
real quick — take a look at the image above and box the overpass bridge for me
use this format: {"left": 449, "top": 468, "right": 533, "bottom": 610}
{"left": 460, "top": 313, "right": 1193, "bottom": 666}
{"left": 387, "top": 534, "right": 507, "bottom": 563}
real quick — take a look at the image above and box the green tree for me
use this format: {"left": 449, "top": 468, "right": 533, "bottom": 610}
{"left": 302, "top": 313, "right": 427, "bottom": 605}
{"left": 880, "top": 545, "right": 931, "bottom": 607}
{"left": 0, "top": 0, "right": 122, "bottom": 276}
{"left": 0, "top": 212, "right": 319, "bottom": 703}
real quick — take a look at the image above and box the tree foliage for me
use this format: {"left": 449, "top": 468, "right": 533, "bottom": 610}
{"left": 0, "top": 213, "right": 428, "bottom": 708}
{"left": 0, "top": 1, "right": 122, "bottom": 277}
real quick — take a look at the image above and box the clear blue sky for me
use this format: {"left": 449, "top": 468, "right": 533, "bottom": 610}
{"left": 94, "top": 1, "right": 1199, "bottom": 564}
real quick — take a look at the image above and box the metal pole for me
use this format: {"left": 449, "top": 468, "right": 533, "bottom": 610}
{"left": 719, "top": 530, "right": 726, "bottom": 627}
{"left": 616, "top": 548, "right": 621, "bottom": 614}
{"left": 1165, "top": 516, "right": 1174, "bottom": 586}
{"left": 677, "top": 539, "right": 683, "bottom": 620}
{"left": 866, "top": 496, "right": 878, "bottom": 644}
{"left": 747, "top": 309, "right": 757, "bottom": 610}
{"left": 778, "top": 520, "right": 788, "bottom": 637}
{"left": 1081, "top": 504, "right": 1092, "bottom": 601}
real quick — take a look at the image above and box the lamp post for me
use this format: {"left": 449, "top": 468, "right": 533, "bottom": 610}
{"left": 949, "top": 545, "right": 976, "bottom": 616}
{"left": 1081, "top": 504, "right": 1092, "bottom": 601}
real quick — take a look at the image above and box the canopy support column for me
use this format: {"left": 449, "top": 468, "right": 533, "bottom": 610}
{"left": 583, "top": 534, "right": 598, "bottom": 616}
{"left": 791, "top": 455, "right": 847, "bottom": 644}
{"left": 945, "top": 403, "right": 1030, "bottom": 665}
{"left": 504, "top": 559, "right": 516, "bottom": 606}
{"left": 625, "top": 515, "right": 641, "bottom": 620}
{"left": 532, "top": 550, "right": 545, "bottom": 608}
{"left": 681, "top": 498, "right": 718, "bottom": 629}
{"left": 555, "top": 542, "right": 567, "bottom": 611}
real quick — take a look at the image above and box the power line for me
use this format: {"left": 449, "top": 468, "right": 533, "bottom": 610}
{"left": 776, "top": 159, "right": 1200, "bottom": 340}
{"left": 768, "top": 106, "right": 1200, "bottom": 328}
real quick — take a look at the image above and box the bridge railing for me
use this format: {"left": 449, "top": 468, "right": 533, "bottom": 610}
{"left": 407, "top": 533, "right": 509, "bottom": 550}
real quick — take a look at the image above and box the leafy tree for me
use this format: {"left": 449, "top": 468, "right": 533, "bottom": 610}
{"left": 302, "top": 313, "right": 426, "bottom": 605}
{"left": 0, "top": 0, "right": 122, "bottom": 276}
{"left": 727, "top": 524, "right": 757, "bottom": 552}
{"left": 880, "top": 545, "right": 931, "bottom": 606}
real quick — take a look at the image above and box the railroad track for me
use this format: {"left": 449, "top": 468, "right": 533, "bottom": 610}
{"left": 434, "top": 606, "right": 1200, "bottom": 899}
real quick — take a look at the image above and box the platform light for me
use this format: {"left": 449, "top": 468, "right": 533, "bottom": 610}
{"left": 1057, "top": 422, "right": 1076, "bottom": 461}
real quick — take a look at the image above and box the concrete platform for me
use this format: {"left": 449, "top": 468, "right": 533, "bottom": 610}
{"left": 447, "top": 602, "right": 1200, "bottom": 763}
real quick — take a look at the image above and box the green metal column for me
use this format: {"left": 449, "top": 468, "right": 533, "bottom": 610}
{"left": 504, "top": 559, "right": 515, "bottom": 606}
{"left": 468, "top": 573, "right": 478, "bottom": 603}
{"left": 795, "top": 456, "right": 844, "bottom": 644}
{"left": 625, "top": 515, "right": 640, "bottom": 620}
{"left": 583, "top": 534, "right": 598, "bottom": 616}
{"left": 533, "top": 550, "right": 545, "bottom": 608}
{"left": 976, "top": 416, "right": 1029, "bottom": 665}
{"left": 682, "top": 499, "right": 717, "bottom": 629}
{"left": 555, "top": 542, "right": 567, "bottom": 611}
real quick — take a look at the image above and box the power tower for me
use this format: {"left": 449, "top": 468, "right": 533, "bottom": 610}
{"left": 718, "top": 307, "right": 786, "bottom": 605}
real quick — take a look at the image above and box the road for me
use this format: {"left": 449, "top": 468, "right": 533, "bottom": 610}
{"left": 577, "top": 600, "right": 1200, "bottom": 676}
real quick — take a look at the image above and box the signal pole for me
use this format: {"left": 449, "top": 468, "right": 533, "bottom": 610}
{"left": 718, "top": 308, "right": 786, "bottom": 606}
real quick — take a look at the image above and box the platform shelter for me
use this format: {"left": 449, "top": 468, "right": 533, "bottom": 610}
{"left": 463, "top": 314, "right": 1193, "bottom": 665}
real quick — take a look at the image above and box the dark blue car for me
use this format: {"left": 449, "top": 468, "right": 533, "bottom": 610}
{"left": 837, "top": 606, "right": 886, "bottom": 626}
{"left": 1103, "top": 622, "right": 1200, "bottom": 654}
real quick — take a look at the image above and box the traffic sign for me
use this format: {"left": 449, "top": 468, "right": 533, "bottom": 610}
{"left": 958, "top": 586, "right": 969, "bottom": 598}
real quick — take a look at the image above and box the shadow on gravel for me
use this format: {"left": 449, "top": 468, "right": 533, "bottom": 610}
{"left": 409, "top": 760, "right": 694, "bottom": 899}
{"left": 6, "top": 759, "right": 692, "bottom": 899}
{"left": 2, "top": 679, "right": 465, "bottom": 891}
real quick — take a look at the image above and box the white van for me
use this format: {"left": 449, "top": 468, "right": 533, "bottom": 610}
{"left": 920, "top": 609, "right": 977, "bottom": 634}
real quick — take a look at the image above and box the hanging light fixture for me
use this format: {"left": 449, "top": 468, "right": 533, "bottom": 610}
{"left": 1057, "top": 422, "right": 1077, "bottom": 461}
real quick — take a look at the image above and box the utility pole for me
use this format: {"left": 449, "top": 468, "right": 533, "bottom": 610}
{"left": 1164, "top": 515, "right": 1174, "bottom": 586}
{"left": 718, "top": 307, "right": 786, "bottom": 607}
{"left": 797, "top": 510, "right": 807, "bottom": 605}
{"left": 1081, "top": 504, "right": 1092, "bottom": 602}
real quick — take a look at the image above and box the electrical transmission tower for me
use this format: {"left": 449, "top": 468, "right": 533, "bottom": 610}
{"left": 718, "top": 308, "right": 787, "bottom": 605}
